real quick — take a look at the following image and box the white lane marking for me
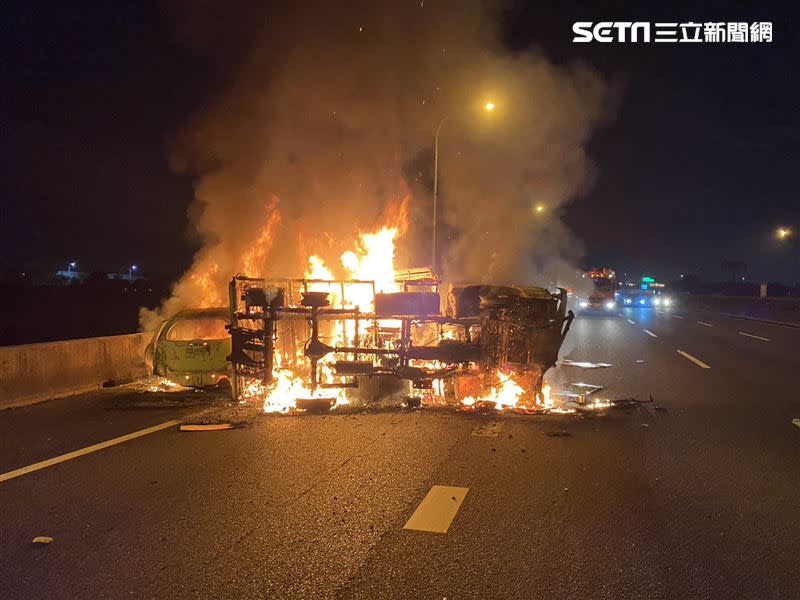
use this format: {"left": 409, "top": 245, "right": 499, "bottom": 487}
{"left": 677, "top": 350, "right": 711, "bottom": 369}
{"left": 404, "top": 486, "right": 469, "bottom": 533}
{"left": 618, "top": 313, "right": 624, "bottom": 317}
{"left": 671, "top": 314, "right": 684, "bottom": 319}
{"left": 738, "top": 331, "right": 770, "bottom": 342}
{"left": 0, "top": 419, "right": 181, "bottom": 484}
{"left": 656, "top": 311, "right": 665, "bottom": 316}
{"left": 697, "top": 321, "right": 713, "bottom": 327}
{"left": 643, "top": 329, "right": 658, "bottom": 338}
{"left": 471, "top": 422, "right": 501, "bottom": 437}
{"left": 626, "top": 319, "right": 636, "bottom": 325}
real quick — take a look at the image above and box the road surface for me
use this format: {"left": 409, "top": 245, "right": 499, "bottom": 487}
{"left": 1, "top": 306, "right": 799, "bottom": 599}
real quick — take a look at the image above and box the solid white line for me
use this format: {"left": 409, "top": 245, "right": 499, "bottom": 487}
{"left": 643, "top": 329, "right": 658, "bottom": 338}
{"left": 404, "top": 486, "right": 469, "bottom": 533}
{"left": 677, "top": 350, "right": 711, "bottom": 369}
{"left": 738, "top": 331, "right": 770, "bottom": 342}
{"left": 626, "top": 319, "right": 636, "bottom": 325}
{"left": 0, "top": 419, "right": 181, "bottom": 484}
{"left": 697, "top": 321, "right": 713, "bottom": 327}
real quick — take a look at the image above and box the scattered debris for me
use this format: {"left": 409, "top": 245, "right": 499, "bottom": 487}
{"left": 549, "top": 382, "right": 604, "bottom": 400}
{"left": 472, "top": 422, "right": 502, "bottom": 437}
{"left": 404, "top": 396, "right": 422, "bottom": 409}
{"left": 295, "top": 397, "right": 337, "bottom": 413}
{"left": 606, "top": 397, "right": 653, "bottom": 409}
{"left": 558, "top": 359, "right": 612, "bottom": 369}
{"left": 179, "top": 423, "right": 235, "bottom": 432}
{"left": 544, "top": 430, "right": 571, "bottom": 437}
{"left": 32, "top": 536, "right": 54, "bottom": 545}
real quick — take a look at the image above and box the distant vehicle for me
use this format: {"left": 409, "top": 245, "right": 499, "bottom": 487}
{"left": 578, "top": 268, "right": 617, "bottom": 312}
{"left": 616, "top": 288, "right": 674, "bottom": 308}
{"left": 145, "top": 307, "right": 232, "bottom": 388}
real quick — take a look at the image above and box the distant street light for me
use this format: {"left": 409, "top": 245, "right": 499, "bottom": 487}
{"left": 68, "top": 261, "right": 77, "bottom": 272}
{"left": 776, "top": 227, "right": 792, "bottom": 240}
{"left": 432, "top": 100, "right": 496, "bottom": 273}
{"left": 535, "top": 204, "right": 545, "bottom": 214}
{"left": 129, "top": 264, "right": 138, "bottom": 278}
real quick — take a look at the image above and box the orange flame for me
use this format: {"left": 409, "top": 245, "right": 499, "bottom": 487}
{"left": 241, "top": 197, "right": 281, "bottom": 277}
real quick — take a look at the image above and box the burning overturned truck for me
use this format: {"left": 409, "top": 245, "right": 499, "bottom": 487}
{"left": 227, "top": 271, "right": 574, "bottom": 413}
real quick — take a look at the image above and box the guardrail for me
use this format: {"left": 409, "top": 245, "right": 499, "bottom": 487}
{"left": 0, "top": 333, "right": 151, "bottom": 409}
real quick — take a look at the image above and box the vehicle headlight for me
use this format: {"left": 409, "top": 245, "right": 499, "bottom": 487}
{"left": 579, "top": 300, "right": 588, "bottom": 308}
{"left": 653, "top": 298, "right": 661, "bottom": 306}
{"left": 639, "top": 298, "right": 646, "bottom": 305}
{"left": 663, "top": 297, "right": 672, "bottom": 306}
{"left": 624, "top": 298, "right": 632, "bottom": 304}
{"left": 605, "top": 301, "right": 615, "bottom": 310}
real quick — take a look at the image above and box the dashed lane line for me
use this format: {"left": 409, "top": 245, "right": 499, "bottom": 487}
{"left": 626, "top": 319, "right": 636, "bottom": 325}
{"left": 643, "top": 329, "right": 658, "bottom": 338}
{"left": 0, "top": 419, "right": 181, "bottom": 484}
{"left": 404, "top": 486, "right": 469, "bottom": 533}
{"left": 697, "top": 321, "right": 713, "bottom": 327}
{"left": 677, "top": 350, "right": 711, "bottom": 369}
{"left": 738, "top": 331, "right": 770, "bottom": 342}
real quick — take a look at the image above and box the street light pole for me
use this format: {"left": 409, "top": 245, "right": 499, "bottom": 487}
{"left": 431, "top": 102, "right": 494, "bottom": 276}
{"left": 432, "top": 116, "right": 449, "bottom": 275}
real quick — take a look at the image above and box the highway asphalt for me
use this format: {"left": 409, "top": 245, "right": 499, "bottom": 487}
{"left": 1, "top": 305, "right": 799, "bottom": 599}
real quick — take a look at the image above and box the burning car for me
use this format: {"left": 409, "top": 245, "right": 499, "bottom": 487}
{"left": 145, "top": 307, "right": 232, "bottom": 388}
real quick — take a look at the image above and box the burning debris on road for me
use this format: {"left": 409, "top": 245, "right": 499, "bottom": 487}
{"left": 227, "top": 270, "right": 574, "bottom": 415}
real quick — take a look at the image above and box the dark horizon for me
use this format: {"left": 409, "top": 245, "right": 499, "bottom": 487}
{"left": 2, "top": 0, "right": 799, "bottom": 284}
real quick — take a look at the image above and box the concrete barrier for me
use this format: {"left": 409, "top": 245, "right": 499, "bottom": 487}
{"left": 686, "top": 295, "right": 800, "bottom": 325}
{"left": 0, "top": 332, "right": 151, "bottom": 409}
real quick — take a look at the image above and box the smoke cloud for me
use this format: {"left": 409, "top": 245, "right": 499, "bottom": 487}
{"left": 141, "top": 0, "right": 615, "bottom": 330}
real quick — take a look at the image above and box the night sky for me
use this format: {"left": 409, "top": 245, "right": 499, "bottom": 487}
{"left": 2, "top": 0, "right": 798, "bottom": 283}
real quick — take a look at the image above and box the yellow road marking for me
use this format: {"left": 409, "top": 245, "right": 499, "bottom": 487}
{"left": 404, "top": 486, "right": 469, "bottom": 533}
{"left": 677, "top": 350, "right": 711, "bottom": 369}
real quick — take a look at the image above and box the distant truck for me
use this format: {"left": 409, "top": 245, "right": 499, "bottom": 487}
{"left": 578, "top": 268, "right": 617, "bottom": 312}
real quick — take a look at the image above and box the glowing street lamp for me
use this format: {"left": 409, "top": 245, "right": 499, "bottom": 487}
{"left": 68, "top": 261, "right": 77, "bottom": 272}
{"left": 129, "top": 264, "right": 138, "bottom": 278}
{"left": 432, "top": 100, "right": 496, "bottom": 273}
{"left": 776, "top": 227, "right": 792, "bottom": 240}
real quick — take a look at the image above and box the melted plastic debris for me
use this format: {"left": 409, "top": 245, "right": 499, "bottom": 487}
{"left": 558, "top": 359, "right": 613, "bottom": 369}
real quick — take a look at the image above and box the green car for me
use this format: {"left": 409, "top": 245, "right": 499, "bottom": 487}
{"left": 146, "top": 307, "right": 232, "bottom": 388}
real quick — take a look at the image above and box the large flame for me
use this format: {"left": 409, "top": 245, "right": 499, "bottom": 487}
{"left": 243, "top": 196, "right": 409, "bottom": 413}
